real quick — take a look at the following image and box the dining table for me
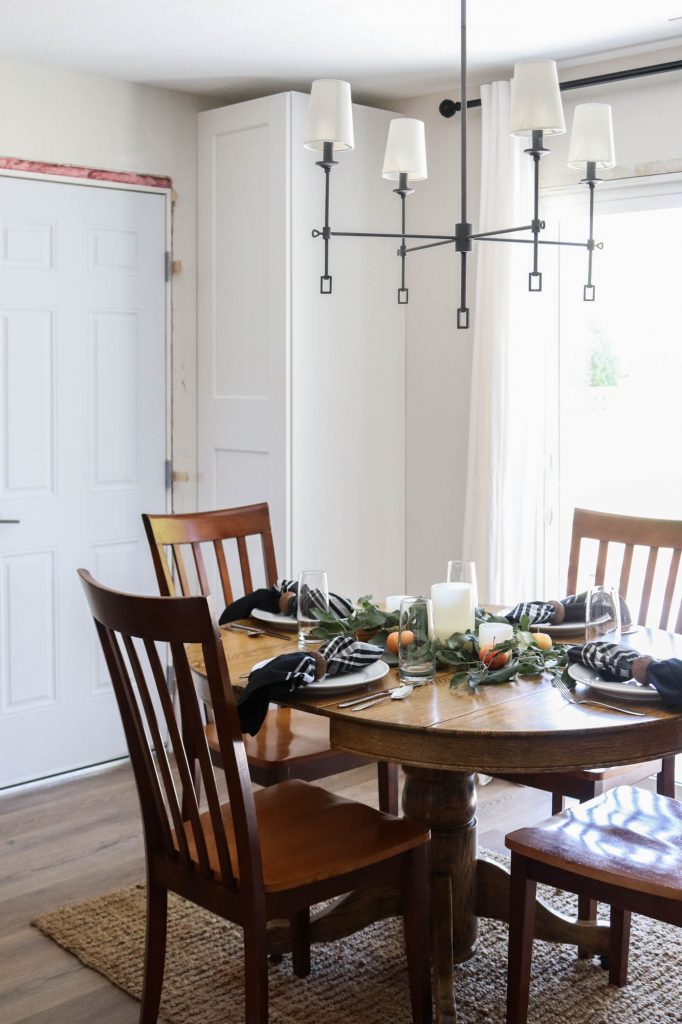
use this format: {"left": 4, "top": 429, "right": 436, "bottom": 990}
{"left": 188, "top": 619, "right": 682, "bottom": 1024}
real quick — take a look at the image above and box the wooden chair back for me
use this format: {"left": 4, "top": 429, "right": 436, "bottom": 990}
{"left": 142, "top": 503, "right": 278, "bottom": 603}
{"left": 78, "top": 569, "right": 263, "bottom": 895}
{"left": 566, "top": 508, "right": 682, "bottom": 632}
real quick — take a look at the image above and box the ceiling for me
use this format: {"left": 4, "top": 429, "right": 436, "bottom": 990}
{"left": 1, "top": 0, "right": 681, "bottom": 104}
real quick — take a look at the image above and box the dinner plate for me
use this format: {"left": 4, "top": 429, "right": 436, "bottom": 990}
{"left": 251, "top": 608, "right": 298, "bottom": 629}
{"left": 567, "top": 662, "right": 661, "bottom": 702}
{"left": 251, "top": 657, "right": 389, "bottom": 695}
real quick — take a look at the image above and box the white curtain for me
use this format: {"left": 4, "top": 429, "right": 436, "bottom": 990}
{"left": 462, "top": 81, "right": 550, "bottom": 606}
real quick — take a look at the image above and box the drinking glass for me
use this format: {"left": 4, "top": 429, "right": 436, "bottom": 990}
{"left": 297, "top": 570, "right": 329, "bottom": 650}
{"left": 585, "top": 585, "right": 621, "bottom": 643}
{"left": 398, "top": 597, "right": 436, "bottom": 685}
{"left": 447, "top": 560, "right": 479, "bottom": 609}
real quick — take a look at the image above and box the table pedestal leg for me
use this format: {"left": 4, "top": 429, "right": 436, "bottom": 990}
{"left": 402, "top": 767, "right": 478, "bottom": 1024}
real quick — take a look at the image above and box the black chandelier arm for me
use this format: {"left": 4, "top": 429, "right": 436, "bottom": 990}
{"left": 470, "top": 224, "right": 535, "bottom": 240}
{"left": 316, "top": 140, "right": 337, "bottom": 294}
{"left": 397, "top": 176, "right": 409, "bottom": 303}
{"left": 317, "top": 230, "right": 459, "bottom": 241}
{"left": 403, "top": 237, "right": 458, "bottom": 254}
{"left": 457, "top": 252, "right": 469, "bottom": 329}
{"left": 583, "top": 162, "right": 598, "bottom": 301}
{"left": 476, "top": 236, "right": 592, "bottom": 248}
{"left": 527, "top": 130, "right": 547, "bottom": 292}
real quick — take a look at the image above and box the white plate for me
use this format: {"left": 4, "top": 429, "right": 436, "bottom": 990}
{"left": 567, "top": 662, "right": 661, "bottom": 702}
{"left": 251, "top": 657, "right": 389, "bottom": 695}
{"left": 251, "top": 608, "right": 298, "bottom": 630}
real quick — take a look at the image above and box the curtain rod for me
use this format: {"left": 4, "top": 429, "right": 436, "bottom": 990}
{"left": 439, "top": 57, "right": 682, "bottom": 117}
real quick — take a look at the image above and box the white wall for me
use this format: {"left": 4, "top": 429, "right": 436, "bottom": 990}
{"left": 398, "top": 44, "right": 682, "bottom": 596}
{"left": 0, "top": 57, "right": 213, "bottom": 512}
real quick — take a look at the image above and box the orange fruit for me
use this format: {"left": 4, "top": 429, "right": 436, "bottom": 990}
{"left": 386, "top": 629, "right": 414, "bottom": 655}
{"left": 479, "top": 645, "right": 510, "bottom": 670}
{"left": 533, "top": 632, "right": 553, "bottom": 651}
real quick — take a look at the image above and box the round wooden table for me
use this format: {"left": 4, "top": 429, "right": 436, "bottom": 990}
{"left": 191, "top": 624, "right": 682, "bottom": 1024}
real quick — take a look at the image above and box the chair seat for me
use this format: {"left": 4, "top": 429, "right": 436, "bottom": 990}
{"left": 506, "top": 786, "right": 682, "bottom": 902}
{"left": 206, "top": 707, "right": 340, "bottom": 767}
{"left": 179, "top": 779, "right": 429, "bottom": 892}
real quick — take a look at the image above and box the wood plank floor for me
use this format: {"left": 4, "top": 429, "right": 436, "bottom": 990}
{"left": 0, "top": 761, "right": 666, "bottom": 1023}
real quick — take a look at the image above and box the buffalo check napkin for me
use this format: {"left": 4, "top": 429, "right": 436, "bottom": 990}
{"left": 219, "top": 579, "right": 353, "bottom": 626}
{"left": 567, "top": 640, "right": 638, "bottom": 681}
{"left": 568, "top": 640, "right": 682, "bottom": 709}
{"left": 504, "top": 592, "right": 611, "bottom": 627}
{"left": 236, "top": 635, "right": 383, "bottom": 734}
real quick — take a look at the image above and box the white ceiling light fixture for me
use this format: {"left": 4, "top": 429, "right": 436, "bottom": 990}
{"left": 304, "top": 0, "right": 616, "bottom": 326}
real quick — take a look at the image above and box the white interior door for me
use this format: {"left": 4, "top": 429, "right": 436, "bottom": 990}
{"left": 0, "top": 175, "right": 168, "bottom": 788}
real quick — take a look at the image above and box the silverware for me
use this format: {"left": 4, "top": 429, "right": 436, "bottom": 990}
{"left": 553, "top": 676, "right": 646, "bottom": 717}
{"left": 337, "top": 688, "right": 394, "bottom": 708}
{"left": 350, "top": 684, "right": 413, "bottom": 711}
{"left": 224, "top": 623, "right": 295, "bottom": 642}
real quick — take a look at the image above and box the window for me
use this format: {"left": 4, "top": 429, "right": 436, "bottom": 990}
{"left": 541, "top": 174, "right": 682, "bottom": 625}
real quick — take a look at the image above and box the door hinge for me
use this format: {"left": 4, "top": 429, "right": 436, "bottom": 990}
{"left": 165, "top": 251, "right": 171, "bottom": 282}
{"left": 165, "top": 459, "right": 172, "bottom": 489}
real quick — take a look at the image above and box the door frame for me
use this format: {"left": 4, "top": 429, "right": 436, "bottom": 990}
{"left": 0, "top": 165, "right": 174, "bottom": 515}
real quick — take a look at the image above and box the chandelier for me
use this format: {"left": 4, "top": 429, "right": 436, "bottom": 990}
{"left": 303, "top": 0, "right": 615, "bottom": 329}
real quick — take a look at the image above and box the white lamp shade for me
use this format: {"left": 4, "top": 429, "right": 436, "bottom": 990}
{"left": 568, "top": 103, "right": 615, "bottom": 169}
{"left": 510, "top": 60, "right": 565, "bottom": 137}
{"left": 303, "top": 79, "right": 354, "bottom": 152}
{"left": 382, "top": 118, "right": 428, "bottom": 181}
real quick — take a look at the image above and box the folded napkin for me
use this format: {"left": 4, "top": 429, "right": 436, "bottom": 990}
{"left": 568, "top": 641, "right": 682, "bottom": 709}
{"left": 504, "top": 591, "right": 626, "bottom": 627}
{"left": 236, "top": 635, "right": 383, "bottom": 734}
{"left": 219, "top": 578, "right": 353, "bottom": 627}
{"left": 504, "top": 596, "right": 583, "bottom": 626}
{"left": 568, "top": 640, "right": 638, "bottom": 681}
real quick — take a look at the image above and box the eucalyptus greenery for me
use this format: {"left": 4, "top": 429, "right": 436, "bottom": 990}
{"left": 310, "top": 599, "right": 571, "bottom": 689}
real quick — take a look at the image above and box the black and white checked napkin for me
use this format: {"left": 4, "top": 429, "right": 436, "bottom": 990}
{"left": 505, "top": 592, "right": 597, "bottom": 627}
{"left": 567, "top": 640, "right": 638, "bottom": 682}
{"left": 568, "top": 641, "right": 682, "bottom": 709}
{"left": 236, "top": 635, "right": 383, "bottom": 734}
{"left": 277, "top": 580, "right": 354, "bottom": 620}
{"left": 219, "top": 579, "right": 353, "bottom": 627}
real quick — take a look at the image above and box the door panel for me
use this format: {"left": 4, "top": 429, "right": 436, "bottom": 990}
{"left": 0, "top": 176, "right": 167, "bottom": 787}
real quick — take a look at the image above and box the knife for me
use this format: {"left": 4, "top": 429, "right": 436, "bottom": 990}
{"left": 336, "top": 688, "right": 394, "bottom": 708}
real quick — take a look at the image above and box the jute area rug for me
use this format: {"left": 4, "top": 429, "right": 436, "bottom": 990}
{"left": 33, "top": 856, "right": 682, "bottom": 1024}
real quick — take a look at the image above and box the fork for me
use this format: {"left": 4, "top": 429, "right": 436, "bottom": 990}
{"left": 553, "top": 676, "right": 646, "bottom": 717}
{"left": 224, "top": 623, "right": 295, "bottom": 642}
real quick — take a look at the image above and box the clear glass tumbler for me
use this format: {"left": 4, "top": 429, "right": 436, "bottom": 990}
{"left": 297, "top": 570, "right": 329, "bottom": 650}
{"left": 398, "top": 597, "right": 436, "bottom": 685}
{"left": 585, "top": 585, "right": 621, "bottom": 644}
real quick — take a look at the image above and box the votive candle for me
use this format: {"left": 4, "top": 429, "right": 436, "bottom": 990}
{"left": 478, "top": 622, "right": 514, "bottom": 649}
{"left": 385, "top": 594, "right": 413, "bottom": 613}
{"left": 431, "top": 582, "right": 474, "bottom": 640}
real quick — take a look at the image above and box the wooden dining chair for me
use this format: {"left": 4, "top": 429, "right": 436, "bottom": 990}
{"left": 498, "top": 509, "right": 681, "bottom": 812}
{"left": 78, "top": 570, "right": 432, "bottom": 1024}
{"left": 505, "top": 785, "right": 682, "bottom": 1024}
{"left": 142, "top": 504, "right": 400, "bottom": 815}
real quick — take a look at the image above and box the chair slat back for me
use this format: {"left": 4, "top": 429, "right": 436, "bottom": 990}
{"left": 142, "top": 503, "right": 278, "bottom": 605}
{"left": 78, "top": 570, "right": 264, "bottom": 893}
{"left": 566, "top": 509, "right": 682, "bottom": 630}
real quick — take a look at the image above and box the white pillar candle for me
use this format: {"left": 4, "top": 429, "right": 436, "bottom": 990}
{"left": 431, "top": 582, "right": 474, "bottom": 640}
{"left": 385, "top": 594, "right": 413, "bottom": 613}
{"left": 478, "top": 622, "right": 514, "bottom": 649}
